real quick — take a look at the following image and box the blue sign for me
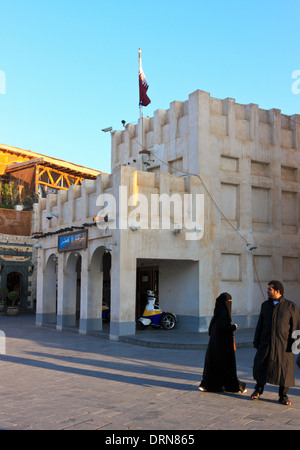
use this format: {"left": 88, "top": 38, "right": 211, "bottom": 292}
{"left": 58, "top": 230, "right": 88, "bottom": 252}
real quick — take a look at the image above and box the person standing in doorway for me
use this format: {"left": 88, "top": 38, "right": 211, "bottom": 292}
{"left": 251, "top": 280, "right": 300, "bottom": 405}
{"left": 199, "top": 292, "right": 247, "bottom": 393}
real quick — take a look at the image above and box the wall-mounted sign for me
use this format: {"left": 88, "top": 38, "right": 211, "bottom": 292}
{"left": 0, "top": 255, "right": 31, "bottom": 262}
{"left": 58, "top": 230, "right": 88, "bottom": 252}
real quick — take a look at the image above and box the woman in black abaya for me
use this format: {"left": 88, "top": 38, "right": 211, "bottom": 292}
{"left": 199, "top": 293, "right": 246, "bottom": 393}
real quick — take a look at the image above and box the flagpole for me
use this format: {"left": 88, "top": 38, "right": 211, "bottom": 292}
{"left": 138, "top": 48, "right": 143, "bottom": 150}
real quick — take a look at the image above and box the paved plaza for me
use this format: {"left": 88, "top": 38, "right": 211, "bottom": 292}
{"left": 0, "top": 315, "right": 299, "bottom": 431}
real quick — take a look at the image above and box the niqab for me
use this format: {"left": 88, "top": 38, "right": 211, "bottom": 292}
{"left": 200, "top": 292, "right": 246, "bottom": 393}
{"left": 209, "top": 292, "right": 232, "bottom": 335}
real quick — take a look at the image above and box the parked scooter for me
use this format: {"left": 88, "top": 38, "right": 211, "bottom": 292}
{"left": 137, "top": 290, "right": 177, "bottom": 330}
{"left": 102, "top": 303, "right": 110, "bottom": 321}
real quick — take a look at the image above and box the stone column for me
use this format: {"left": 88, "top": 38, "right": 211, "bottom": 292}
{"left": 109, "top": 243, "right": 137, "bottom": 340}
{"left": 57, "top": 253, "right": 77, "bottom": 329}
{"left": 56, "top": 252, "right": 66, "bottom": 330}
{"left": 79, "top": 250, "right": 103, "bottom": 334}
{"left": 109, "top": 167, "right": 137, "bottom": 340}
{"left": 36, "top": 251, "right": 57, "bottom": 326}
{"left": 35, "top": 248, "right": 45, "bottom": 326}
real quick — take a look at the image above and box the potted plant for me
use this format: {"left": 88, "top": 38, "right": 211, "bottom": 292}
{"left": 6, "top": 291, "right": 19, "bottom": 316}
{"left": 0, "top": 287, "right": 8, "bottom": 313}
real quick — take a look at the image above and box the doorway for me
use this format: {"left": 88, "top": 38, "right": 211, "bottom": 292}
{"left": 1, "top": 264, "right": 29, "bottom": 309}
{"left": 7, "top": 271, "right": 22, "bottom": 293}
{"left": 75, "top": 255, "right": 81, "bottom": 321}
{"left": 102, "top": 251, "right": 111, "bottom": 308}
{"left": 136, "top": 266, "right": 159, "bottom": 320}
{"left": 6, "top": 272, "right": 22, "bottom": 306}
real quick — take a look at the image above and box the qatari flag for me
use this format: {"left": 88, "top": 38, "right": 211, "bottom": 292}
{"left": 139, "top": 49, "right": 151, "bottom": 107}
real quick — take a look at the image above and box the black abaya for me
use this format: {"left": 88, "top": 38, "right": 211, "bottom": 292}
{"left": 199, "top": 293, "right": 246, "bottom": 393}
{"left": 253, "top": 296, "right": 299, "bottom": 387}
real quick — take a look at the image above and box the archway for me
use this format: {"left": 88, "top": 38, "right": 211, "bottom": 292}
{"left": 43, "top": 254, "right": 57, "bottom": 324}
{"left": 75, "top": 253, "right": 81, "bottom": 321}
{"left": 63, "top": 252, "right": 81, "bottom": 327}
{"left": 102, "top": 251, "right": 111, "bottom": 312}
{"left": 2, "top": 265, "right": 29, "bottom": 309}
{"left": 6, "top": 272, "right": 22, "bottom": 307}
{"left": 86, "top": 246, "right": 111, "bottom": 331}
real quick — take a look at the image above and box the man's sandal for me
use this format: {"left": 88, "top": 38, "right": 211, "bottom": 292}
{"left": 278, "top": 398, "right": 292, "bottom": 406}
{"left": 250, "top": 390, "right": 261, "bottom": 400}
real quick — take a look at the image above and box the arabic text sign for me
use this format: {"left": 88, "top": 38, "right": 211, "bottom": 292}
{"left": 58, "top": 230, "right": 88, "bottom": 252}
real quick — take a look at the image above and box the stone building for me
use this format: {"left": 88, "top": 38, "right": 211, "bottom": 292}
{"left": 0, "top": 143, "right": 102, "bottom": 312}
{"left": 35, "top": 89, "right": 300, "bottom": 339}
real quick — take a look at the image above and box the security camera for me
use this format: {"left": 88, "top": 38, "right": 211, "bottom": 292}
{"left": 194, "top": 226, "right": 202, "bottom": 232}
{"left": 101, "top": 126, "right": 113, "bottom": 133}
{"left": 46, "top": 212, "right": 59, "bottom": 220}
{"left": 129, "top": 221, "right": 140, "bottom": 231}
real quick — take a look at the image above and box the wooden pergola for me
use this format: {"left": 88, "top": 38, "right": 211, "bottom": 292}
{"left": 1, "top": 143, "right": 103, "bottom": 199}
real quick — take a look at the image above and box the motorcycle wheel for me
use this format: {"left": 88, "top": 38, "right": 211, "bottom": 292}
{"left": 160, "top": 313, "right": 176, "bottom": 330}
{"left": 136, "top": 321, "right": 147, "bottom": 330}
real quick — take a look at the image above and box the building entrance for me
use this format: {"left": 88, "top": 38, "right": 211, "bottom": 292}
{"left": 136, "top": 266, "right": 159, "bottom": 320}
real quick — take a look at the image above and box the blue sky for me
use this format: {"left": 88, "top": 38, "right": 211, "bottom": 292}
{"left": 0, "top": 0, "right": 299, "bottom": 173}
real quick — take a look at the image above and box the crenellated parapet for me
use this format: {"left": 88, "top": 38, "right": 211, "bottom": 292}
{"left": 37, "top": 166, "right": 203, "bottom": 246}
{"left": 111, "top": 89, "right": 300, "bottom": 176}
